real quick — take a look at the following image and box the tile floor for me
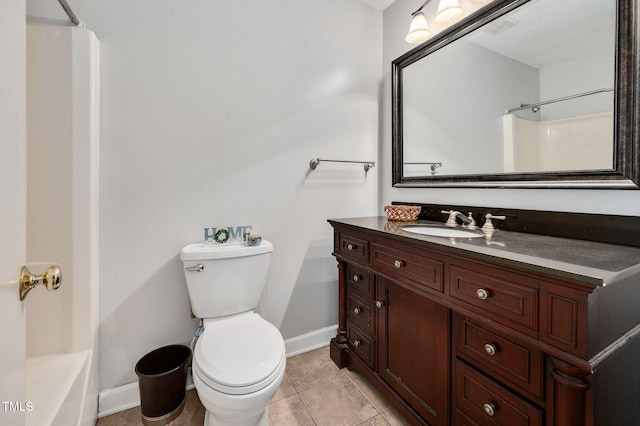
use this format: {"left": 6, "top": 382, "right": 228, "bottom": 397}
{"left": 97, "top": 346, "right": 410, "bottom": 426}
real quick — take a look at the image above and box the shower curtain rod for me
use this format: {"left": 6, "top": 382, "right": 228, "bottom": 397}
{"left": 58, "top": 0, "right": 80, "bottom": 26}
{"left": 505, "top": 87, "right": 613, "bottom": 114}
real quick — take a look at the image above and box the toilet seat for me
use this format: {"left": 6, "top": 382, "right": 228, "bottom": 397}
{"left": 194, "top": 313, "right": 285, "bottom": 395}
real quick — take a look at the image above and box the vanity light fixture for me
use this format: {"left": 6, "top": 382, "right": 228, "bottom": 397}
{"left": 434, "top": 0, "right": 465, "bottom": 25}
{"left": 405, "top": 0, "right": 465, "bottom": 44}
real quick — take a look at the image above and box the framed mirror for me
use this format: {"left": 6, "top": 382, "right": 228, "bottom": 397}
{"left": 392, "top": 0, "right": 640, "bottom": 188}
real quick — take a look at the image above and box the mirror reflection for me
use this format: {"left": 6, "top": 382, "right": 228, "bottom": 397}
{"left": 401, "top": 0, "right": 616, "bottom": 179}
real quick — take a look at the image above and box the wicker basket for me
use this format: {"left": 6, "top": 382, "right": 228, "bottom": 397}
{"left": 384, "top": 205, "right": 421, "bottom": 222}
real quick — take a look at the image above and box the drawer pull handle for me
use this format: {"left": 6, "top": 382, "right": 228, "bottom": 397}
{"left": 476, "top": 288, "right": 489, "bottom": 300}
{"left": 353, "top": 307, "right": 361, "bottom": 315}
{"left": 352, "top": 274, "right": 361, "bottom": 282}
{"left": 484, "top": 343, "right": 497, "bottom": 356}
{"left": 353, "top": 339, "right": 361, "bottom": 347}
{"left": 394, "top": 260, "right": 404, "bottom": 269}
{"left": 483, "top": 403, "right": 496, "bottom": 417}
{"left": 347, "top": 243, "right": 356, "bottom": 251}
{"left": 376, "top": 300, "right": 384, "bottom": 309}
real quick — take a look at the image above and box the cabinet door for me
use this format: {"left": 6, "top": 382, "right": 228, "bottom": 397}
{"left": 377, "top": 277, "right": 450, "bottom": 426}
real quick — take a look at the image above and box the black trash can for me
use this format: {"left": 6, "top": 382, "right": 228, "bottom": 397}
{"left": 135, "top": 345, "right": 192, "bottom": 426}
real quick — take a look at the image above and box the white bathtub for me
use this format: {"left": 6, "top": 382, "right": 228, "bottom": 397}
{"left": 26, "top": 352, "right": 94, "bottom": 426}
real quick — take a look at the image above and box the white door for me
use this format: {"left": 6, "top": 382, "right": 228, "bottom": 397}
{"left": 0, "top": 0, "right": 27, "bottom": 425}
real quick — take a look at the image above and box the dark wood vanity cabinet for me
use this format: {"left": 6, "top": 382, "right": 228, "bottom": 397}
{"left": 377, "top": 276, "right": 449, "bottom": 425}
{"left": 329, "top": 220, "right": 640, "bottom": 426}
{"left": 340, "top": 239, "right": 450, "bottom": 426}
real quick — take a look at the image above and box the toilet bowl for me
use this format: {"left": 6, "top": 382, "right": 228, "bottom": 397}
{"left": 180, "top": 240, "right": 285, "bottom": 425}
{"left": 192, "top": 312, "right": 285, "bottom": 426}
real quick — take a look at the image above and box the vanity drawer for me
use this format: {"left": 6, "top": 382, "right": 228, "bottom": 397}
{"left": 449, "top": 262, "right": 539, "bottom": 334}
{"left": 371, "top": 242, "right": 444, "bottom": 293}
{"left": 347, "top": 291, "right": 375, "bottom": 334}
{"left": 455, "top": 360, "right": 543, "bottom": 426}
{"left": 347, "top": 322, "right": 376, "bottom": 369}
{"left": 338, "top": 232, "right": 369, "bottom": 264}
{"left": 346, "top": 263, "right": 374, "bottom": 300}
{"left": 454, "top": 314, "right": 544, "bottom": 399}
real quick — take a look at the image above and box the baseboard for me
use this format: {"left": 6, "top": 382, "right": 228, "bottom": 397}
{"left": 284, "top": 324, "right": 337, "bottom": 357}
{"left": 97, "top": 324, "right": 337, "bottom": 418}
{"left": 97, "top": 381, "right": 138, "bottom": 418}
{"left": 97, "top": 372, "right": 195, "bottom": 419}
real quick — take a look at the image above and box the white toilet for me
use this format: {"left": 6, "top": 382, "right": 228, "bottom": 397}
{"left": 180, "top": 240, "right": 286, "bottom": 426}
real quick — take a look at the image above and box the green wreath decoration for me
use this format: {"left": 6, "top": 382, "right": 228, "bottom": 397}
{"left": 214, "top": 228, "right": 230, "bottom": 244}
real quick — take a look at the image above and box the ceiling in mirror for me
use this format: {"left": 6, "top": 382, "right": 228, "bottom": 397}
{"left": 471, "top": 1, "right": 615, "bottom": 69}
{"left": 392, "top": 0, "right": 639, "bottom": 188}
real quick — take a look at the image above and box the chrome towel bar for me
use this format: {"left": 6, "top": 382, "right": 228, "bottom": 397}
{"left": 309, "top": 158, "right": 375, "bottom": 172}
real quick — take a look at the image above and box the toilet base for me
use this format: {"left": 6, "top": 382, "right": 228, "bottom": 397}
{"left": 204, "top": 406, "right": 268, "bottom": 426}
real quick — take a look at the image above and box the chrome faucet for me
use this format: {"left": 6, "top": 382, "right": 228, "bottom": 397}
{"left": 482, "top": 213, "right": 506, "bottom": 233}
{"left": 441, "top": 210, "right": 473, "bottom": 228}
{"left": 465, "top": 212, "right": 478, "bottom": 230}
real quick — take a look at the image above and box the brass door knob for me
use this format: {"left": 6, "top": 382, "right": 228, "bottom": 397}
{"left": 20, "top": 265, "right": 62, "bottom": 301}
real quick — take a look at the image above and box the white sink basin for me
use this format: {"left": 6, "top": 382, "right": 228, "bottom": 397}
{"left": 401, "top": 225, "right": 484, "bottom": 239}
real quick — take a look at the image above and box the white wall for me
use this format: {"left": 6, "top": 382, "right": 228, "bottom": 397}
{"left": 28, "top": 0, "right": 381, "bottom": 393}
{"left": 382, "top": 0, "right": 640, "bottom": 215}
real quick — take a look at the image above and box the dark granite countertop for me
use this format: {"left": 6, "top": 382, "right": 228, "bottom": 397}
{"left": 329, "top": 216, "right": 640, "bottom": 287}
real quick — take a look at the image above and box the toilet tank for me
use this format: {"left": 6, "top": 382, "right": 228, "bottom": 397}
{"left": 180, "top": 241, "right": 273, "bottom": 318}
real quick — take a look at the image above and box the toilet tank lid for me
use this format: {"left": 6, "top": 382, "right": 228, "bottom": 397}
{"left": 181, "top": 240, "right": 273, "bottom": 261}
